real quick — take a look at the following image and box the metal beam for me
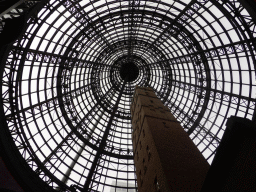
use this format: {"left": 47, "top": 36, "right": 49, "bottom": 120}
{"left": 61, "top": 111, "right": 104, "bottom": 185}
{"left": 0, "top": 0, "right": 24, "bottom": 18}
{"left": 82, "top": 77, "right": 127, "bottom": 191}
{"left": 148, "top": 0, "right": 197, "bottom": 50}
{"left": 34, "top": 88, "right": 113, "bottom": 174}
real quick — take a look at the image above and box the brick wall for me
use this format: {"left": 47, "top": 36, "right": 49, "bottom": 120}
{"left": 131, "top": 86, "right": 209, "bottom": 192}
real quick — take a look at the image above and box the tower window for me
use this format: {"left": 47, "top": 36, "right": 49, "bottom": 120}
{"left": 139, "top": 170, "right": 143, "bottom": 187}
{"left": 146, "top": 145, "right": 151, "bottom": 161}
{"left": 144, "top": 166, "right": 147, "bottom": 174}
{"left": 154, "top": 176, "right": 161, "bottom": 192}
{"left": 162, "top": 122, "right": 169, "bottom": 128}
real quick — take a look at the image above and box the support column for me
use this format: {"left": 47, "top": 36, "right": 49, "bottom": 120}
{"left": 131, "top": 86, "right": 209, "bottom": 192}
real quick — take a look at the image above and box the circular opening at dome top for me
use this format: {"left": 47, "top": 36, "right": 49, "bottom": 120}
{"left": 120, "top": 62, "right": 139, "bottom": 82}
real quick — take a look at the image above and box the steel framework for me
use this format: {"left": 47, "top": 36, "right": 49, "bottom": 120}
{"left": 0, "top": 0, "right": 256, "bottom": 192}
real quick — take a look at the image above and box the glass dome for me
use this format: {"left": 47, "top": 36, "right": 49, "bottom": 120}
{"left": 0, "top": 0, "right": 256, "bottom": 191}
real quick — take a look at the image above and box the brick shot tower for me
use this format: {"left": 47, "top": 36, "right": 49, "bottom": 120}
{"left": 131, "top": 86, "right": 210, "bottom": 192}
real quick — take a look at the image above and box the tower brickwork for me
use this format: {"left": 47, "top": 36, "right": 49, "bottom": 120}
{"left": 131, "top": 86, "right": 210, "bottom": 192}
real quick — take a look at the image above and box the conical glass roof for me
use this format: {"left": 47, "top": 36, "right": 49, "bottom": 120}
{"left": 1, "top": 0, "right": 256, "bottom": 191}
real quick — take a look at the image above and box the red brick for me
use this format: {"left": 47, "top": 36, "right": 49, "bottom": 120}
{"left": 131, "top": 87, "right": 209, "bottom": 192}
{"left": 131, "top": 86, "right": 158, "bottom": 117}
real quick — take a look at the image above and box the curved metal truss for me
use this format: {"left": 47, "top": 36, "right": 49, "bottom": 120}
{"left": 0, "top": 0, "right": 256, "bottom": 191}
